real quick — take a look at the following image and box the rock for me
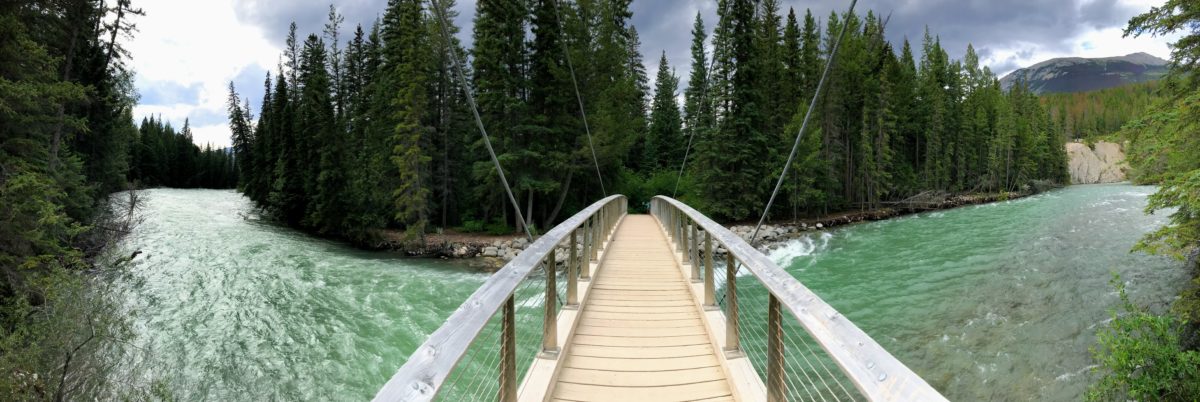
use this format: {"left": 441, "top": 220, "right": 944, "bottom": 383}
{"left": 513, "top": 238, "right": 529, "bottom": 248}
{"left": 493, "top": 240, "right": 504, "bottom": 247}
{"left": 504, "top": 250, "right": 518, "bottom": 260}
{"left": 483, "top": 247, "right": 499, "bottom": 257}
{"left": 816, "top": 223, "right": 824, "bottom": 229}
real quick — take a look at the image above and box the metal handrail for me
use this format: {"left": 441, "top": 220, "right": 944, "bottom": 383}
{"left": 651, "top": 196, "right": 947, "bottom": 402}
{"left": 374, "top": 195, "right": 627, "bottom": 402}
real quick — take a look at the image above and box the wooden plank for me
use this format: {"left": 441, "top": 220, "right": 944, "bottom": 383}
{"left": 584, "top": 305, "right": 698, "bottom": 313}
{"left": 582, "top": 311, "right": 700, "bottom": 321}
{"left": 557, "top": 366, "right": 726, "bottom": 387}
{"left": 587, "top": 293, "right": 692, "bottom": 301}
{"left": 585, "top": 299, "right": 695, "bottom": 307}
{"left": 574, "top": 325, "right": 706, "bottom": 338}
{"left": 570, "top": 334, "right": 711, "bottom": 348}
{"left": 552, "top": 380, "right": 732, "bottom": 401}
{"left": 564, "top": 355, "right": 720, "bottom": 372}
{"left": 577, "top": 318, "right": 699, "bottom": 328}
{"left": 569, "top": 344, "right": 715, "bottom": 359}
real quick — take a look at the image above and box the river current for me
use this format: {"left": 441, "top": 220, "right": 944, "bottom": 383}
{"left": 112, "top": 185, "right": 1188, "bottom": 400}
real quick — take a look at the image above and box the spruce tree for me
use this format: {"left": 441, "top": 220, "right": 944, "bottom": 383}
{"left": 380, "top": 0, "right": 432, "bottom": 238}
{"left": 683, "top": 13, "right": 713, "bottom": 151}
{"left": 698, "top": 0, "right": 769, "bottom": 220}
{"left": 296, "top": 34, "right": 343, "bottom": 233}
{"left": 646, "top": 52, "right": 683, "bottom": 171}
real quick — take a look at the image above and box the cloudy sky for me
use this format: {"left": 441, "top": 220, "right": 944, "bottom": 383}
{"left": 128, "top": 0, "right": 1176, "bottom": 148}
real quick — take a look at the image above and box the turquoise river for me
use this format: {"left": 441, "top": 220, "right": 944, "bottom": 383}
{"left": 111, "top": 185, "right": 1189, "bottom": 401}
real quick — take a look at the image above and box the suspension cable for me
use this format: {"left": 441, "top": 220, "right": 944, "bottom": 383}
{"left": 430, "top": 0, "right": 533, "bottom": 240}
{"left": 747, "top": 0, "right": 857, "bottom": 246}
{"left": 551, "top": 0, "right": 607, "bottom": 197}
{"left": 673, "top": 0, "right": 734, "bottom": 198}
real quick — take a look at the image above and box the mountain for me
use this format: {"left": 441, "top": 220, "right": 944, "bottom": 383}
{"left": 1000, "top": 52, "right": 1168, "bottom": 94}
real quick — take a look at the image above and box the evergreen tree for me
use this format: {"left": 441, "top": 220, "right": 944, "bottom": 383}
{"left": 697, "top": 0, "right": 770, "bottom": 220}
{"left": 380, "top": 0, "right": 432, "bottom": 238}
{"left": 296, "top": 34, "right": 344, "bottom": 234}
{"left": 646, "top": 52, "right": 683, "bottom": 171}
{"left": 683, "top": 13, "right": 713, "bottom": 151}
{"left": 472, "top": 0, "right": 530, "bottom": 230}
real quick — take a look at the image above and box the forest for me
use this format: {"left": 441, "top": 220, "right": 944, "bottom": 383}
{"left": 1042, "top": 80, "right": 1163, "bottom": 140}
{"left": 227, "top": 0, "right": 1069, "bottom": 244}
{"left": 128, "top": 116, "right": 237, "bottom": 189}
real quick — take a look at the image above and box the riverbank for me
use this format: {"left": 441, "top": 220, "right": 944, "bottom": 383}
{"left": 386, "top": 189, "right": 1034, "bottom": 269}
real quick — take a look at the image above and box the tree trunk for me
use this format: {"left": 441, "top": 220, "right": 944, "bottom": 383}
{"left": 545, "top": 171, "right": 573, "bottom": 228}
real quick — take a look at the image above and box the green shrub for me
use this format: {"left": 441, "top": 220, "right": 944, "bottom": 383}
{"left": 1087, "top": 274, "right": 1200, "bottom": 401}
{"left": 458, "top": 219, "right": 486, "bottom": 233}
{"left": 485, "top": 219, "right": 512, "bottom": 236}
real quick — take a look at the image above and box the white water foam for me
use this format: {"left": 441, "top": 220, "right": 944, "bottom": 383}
{"left": 768, "top": 232, "right": 833, "bottom": 269}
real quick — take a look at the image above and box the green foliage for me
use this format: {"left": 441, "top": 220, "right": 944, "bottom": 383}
{"left": 1087, "top": 274, "right": 1200, "bottom": 401}
{"left": 1136, "top": 169, "right": 1200, "bottom": 259}
{"left": 1041, "top": 81, "right": 1162, "bottom": 140}
{"left": 1, "top": 1, "right": 169, "bottom": 399}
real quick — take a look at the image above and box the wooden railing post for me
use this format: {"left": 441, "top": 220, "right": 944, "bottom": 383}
{"left": 675, "top": 210, "right": 683, "bottom": 252}
{"left": 567, "top": 229, "right": 578, "bottom": 307}
{"left": 767, "top": 294, "right": 786, "bottom": 402}
{"left": 704, "top": 232, "right": 715, "bottom": 308}
{"left": 582, "top": 220, "right": 593, "bottom": 279}
{"left": 689, "top": 222, "right": 699, "bottom": 280}
{"left": 591, "top": 215, "right": 600, "bottom": 261}
{"left": 499, "top": 295, "right": 517, "bottom": 402}
{"left": 541, "top": 249, "right": 559, "bottom": 358}
{"left": 725, "top": 252, "right": 740, "bottom": 355}
{"left": 681, "top": 218, "right": 691, "bottom": 263}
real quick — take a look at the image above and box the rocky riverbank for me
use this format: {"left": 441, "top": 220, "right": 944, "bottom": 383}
{"left": 386, "top": 190, "right": 1032, "bottom": 270}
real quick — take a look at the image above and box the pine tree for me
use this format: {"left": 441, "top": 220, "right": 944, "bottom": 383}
{"left": 646, "top": 52, "right": 683, "bottom": 171}
{"left": 426, "top": 0, "right": 472, "bottom": 230}
{"left": 698, "top": 0, "right": 770, "bottom": 220}
{"left": 380, "top": 0, "right": 432, "bottom": 238}
{"left": 683, "top": 13, "right": 713, "bottom": 152}
{"left": 296, "top": 34, "right": 344, "bottom": 233}
{"left": 472, "top": 0, "right": 530, "bottom": 230}
{"left": 227, "top": 83, "right": 254, "bottom": 191}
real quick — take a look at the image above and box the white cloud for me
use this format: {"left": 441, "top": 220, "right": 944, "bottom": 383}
{"left": 128, "top": 0, "right": 282, "bottom": 148}
{"left": 190, "top": 124, "right": 235, "bottom": 149}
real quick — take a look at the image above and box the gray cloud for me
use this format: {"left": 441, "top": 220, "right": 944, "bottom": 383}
{"left": 233, "top": 0, "right": 1153, "bottom": 95}
{"left": 233, "top": 0, "right": 475, "bottom": 53}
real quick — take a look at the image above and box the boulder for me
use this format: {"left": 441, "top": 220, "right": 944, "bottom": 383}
{"left": 482, "top": 247, "right": 499, "bottom": 257}
{"left": 816, "top": 223, "right": 824, "bottom": 229}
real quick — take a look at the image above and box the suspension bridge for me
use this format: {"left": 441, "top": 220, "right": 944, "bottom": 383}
{"left": 372, "top": 195, "right": 946, "bottom": 401}
{"left": 374, "top": 0, "right": 947, "bottom": 399}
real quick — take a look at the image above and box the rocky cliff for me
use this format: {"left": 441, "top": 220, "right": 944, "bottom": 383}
{"left": 1066, "top": 141, "right": 1128, "bottom": 184}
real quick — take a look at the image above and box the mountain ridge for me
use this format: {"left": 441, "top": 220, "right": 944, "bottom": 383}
{"left": 1000, "top": 52, "right": 1168, "bottom": 94}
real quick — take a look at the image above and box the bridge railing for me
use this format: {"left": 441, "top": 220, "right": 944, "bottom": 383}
{"left": 374, "top": 195, "right": 627, "bottom": 402}
{"left": 651, "top": 196, "right": 947, "bottom": 402}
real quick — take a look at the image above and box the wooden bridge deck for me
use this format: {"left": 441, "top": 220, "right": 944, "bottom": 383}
{"left": 550, "top": 215, "right": 735, "bottom": 401}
